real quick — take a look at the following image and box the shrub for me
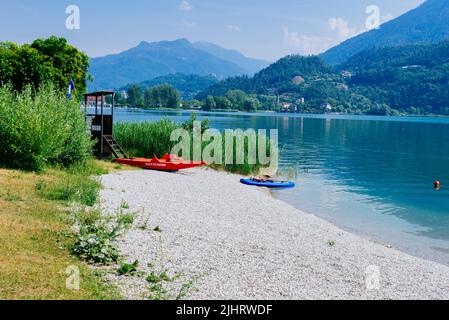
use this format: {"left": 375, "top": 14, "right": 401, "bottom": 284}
{"left": 72, "top": 223, "right": 120, "bottom": 265}
{"left": 0, "top": 84, "right": 93, "bottom": 171}
{"left": 71, "top": 207, "right": 134, "bottom": 265}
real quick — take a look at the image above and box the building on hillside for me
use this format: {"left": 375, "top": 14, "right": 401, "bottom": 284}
{"left": 336, "top": 83, "right": 349, "bottom": 91}
{"left": 341, "top": 70, "right": 353, "bottom": 78}
{"left": 292, "top": 75, "right": 305, "bottom": 85}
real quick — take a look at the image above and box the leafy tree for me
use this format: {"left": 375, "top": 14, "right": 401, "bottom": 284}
{"left": 226, "top": 90, "right": 247, "bottom": 110}
{"left": 0, "top": 42, "right": 48, "bottom": 92}
{"left": 30, "top": 37, "right": 90, "bottom": 97}
{"left": 213, "top": 96, "right": 232, "bottom": 110}
{"left": 0, "top": 37, "right": 90, "bottom": 97}
{"left": 127, "top": 85, "right": 143, "bottom": 107}
{"left": 114, "top": 91, "right": 126, "bottom": 105}
{"left": 127, "top": 73, "right": 217, "bottom": 100}
{"left": 243, "top": 97, "right": 260, "bottom": 112}
{"left": 203, "top": 96, "right": 216, "bottom": 111}
{"left": 143, "top": 84, "right": 180, "bottom": 109}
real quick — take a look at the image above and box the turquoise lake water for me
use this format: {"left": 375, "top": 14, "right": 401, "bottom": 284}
{"left": 115, "top": 109, "right": 449, "bottom": 265}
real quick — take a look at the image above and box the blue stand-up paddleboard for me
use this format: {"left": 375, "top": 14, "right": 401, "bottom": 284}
{"left": 240, "top": 178, "right": 295, "bottom": 189}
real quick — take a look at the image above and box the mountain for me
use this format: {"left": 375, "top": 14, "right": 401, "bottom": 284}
{"left": 89, "top": 39, "right": 267, "bottom": 90}
{"left": 341, "top": 41, "right": 449, "bottom": 114}
{"left": 122, "top": 73, "right": 218, "bottom": 100}
{"left": 197, "top": 55, "right": 338, "bottom": 99}
{"left": 197, "top": 40, "right": 449, "bottom": 115}
{"left": 321, "top": 0, "right": 449, "bottom": 65}
{"left": 193, "top": 41, "right": 271, "bottom": 75}
{"left": 339, "top": 41, "right": 449, "bottom": 71}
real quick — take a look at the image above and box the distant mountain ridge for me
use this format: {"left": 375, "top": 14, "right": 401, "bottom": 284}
{"left": 340, "top": 41, "right": 449, "bottom": 114}
{"left": 89, "top": 39, "right": 269, "bottom": 90}
{"left": 192, "top": 41, "right": 270, "bottom": 75}
{"left": 339, "top": 40, "right": 449, "bottom": 71}
{"left": 321, "top": 0, "right": 449, "bottom": 65}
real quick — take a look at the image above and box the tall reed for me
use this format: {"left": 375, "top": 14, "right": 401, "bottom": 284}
{"left": 114, "top": 117, "right": 276, "bottom": 175}
{"left": 114, "top": 119, "right": 181, "bottom": 158}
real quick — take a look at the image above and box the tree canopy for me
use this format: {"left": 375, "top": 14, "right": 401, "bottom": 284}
{"left": 0, "top": 36, "right": 90, "bottom": 97}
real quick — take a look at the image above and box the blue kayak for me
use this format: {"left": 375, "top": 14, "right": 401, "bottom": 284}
{"left": 240, "top": 178, "right": 295, "bottom": 189}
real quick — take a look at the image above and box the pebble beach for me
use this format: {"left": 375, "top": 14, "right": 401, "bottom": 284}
{"left": 99, "top": 168, "right": 449, "bottom": 300}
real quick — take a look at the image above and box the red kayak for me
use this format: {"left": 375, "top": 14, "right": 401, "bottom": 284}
{"left": 115, "top": 154, "right": 207, "bottom": 172}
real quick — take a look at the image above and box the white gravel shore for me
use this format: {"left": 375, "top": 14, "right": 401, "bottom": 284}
{"left": 100, "top": 168, "right": 449, "bottom": 300}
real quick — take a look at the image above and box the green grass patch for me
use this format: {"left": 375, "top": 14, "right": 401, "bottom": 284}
{"left": 0, "top": 164, "right": 121, "bottom": 300}
{"left": 36, "top": 160, "right": 107, "bottom": 206}
{"left": 37, "top": 174, "right": 101, "bottom": 206}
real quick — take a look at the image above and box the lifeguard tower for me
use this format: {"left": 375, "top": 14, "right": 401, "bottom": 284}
{"left": 84, "top": 91, "right": 128, "bottom": 159}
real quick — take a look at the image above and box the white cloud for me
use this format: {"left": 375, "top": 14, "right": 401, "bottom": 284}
{"left": 282, "top": 27, "right": 332, "bottom": 56}
{"left": 178, "top": 0, "right": 191, "bottom": 12}
{"left": 328, "top": 17, "right": 358, "bottom": 38}
{"left": 226, "top": 25, "right": 241, "bottom": 32}
{"left": 282, "top": 17, "right": 371, "bottom": 56}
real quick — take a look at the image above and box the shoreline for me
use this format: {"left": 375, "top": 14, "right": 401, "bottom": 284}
{"left": 116, "top": 107, "right": 449, "bottom": 120}
{"left": 99, "top": 168, "right": 449, "bottom": 300}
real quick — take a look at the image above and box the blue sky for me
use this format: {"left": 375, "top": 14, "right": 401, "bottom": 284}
{"left": 0, "top": 0, "right": 425, "bottom": 60}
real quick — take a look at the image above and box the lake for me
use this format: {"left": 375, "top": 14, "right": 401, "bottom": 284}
{"left": 115, "top": 108, "right": 449, "bottom": 265}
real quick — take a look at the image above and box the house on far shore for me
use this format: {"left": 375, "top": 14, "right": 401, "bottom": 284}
{"left": 183, "top": 102, "right": 201, "bottom": 110}
{"left": 321, "top": 102, "right": 333, "bottom": 112}
{"left": 280, "top": 102, "right": 298, "bottom": 113}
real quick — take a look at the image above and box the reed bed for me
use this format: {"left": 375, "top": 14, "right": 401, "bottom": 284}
{"left": 114, "top": 117, "right": 275, "bottom": 175}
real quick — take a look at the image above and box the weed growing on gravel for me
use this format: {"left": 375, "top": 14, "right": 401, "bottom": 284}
{"left": 71, "top": 222, "right": 121, "bottom": 264}
{"left": 138, "top": 218, "right": 150, "bottom": 231}
{"left": 117, "top": 260, "right": 139, "bottom": 276}
{"left": 116, "top": 210, "right": 135, "bottom": 228}
{"left": 176, "top": 273, "right": 205, "bottom": 300}
{"left": 120, "top": 200, "right": 130, "bottom": 209}
{"left": 327, "top": 240, "right": 336, "bottom": 247}
{"left": 146, "top": 270, "right": 174, "bottom": 300}
{"left": 141, "top": 236, "right": 205, "bottom": 300}
{"left": 71, "top": 208, "right": 132, "bottom": 265}
{"left": 133, "top": 208, "right": 150, "bottom": 230}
